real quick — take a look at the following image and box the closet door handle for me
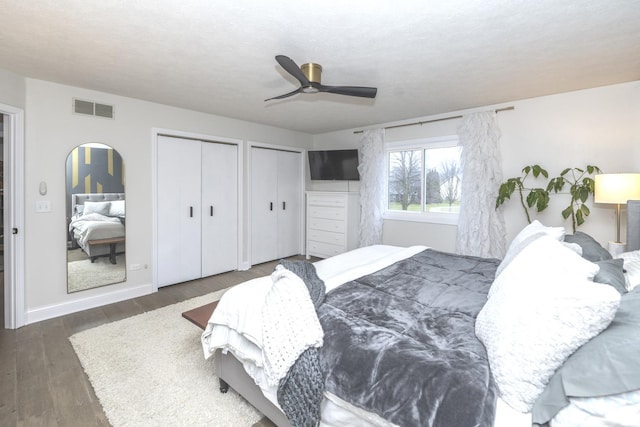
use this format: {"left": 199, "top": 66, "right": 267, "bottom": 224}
{"left": 282, "top": 201, "right": 286, "bottom": 210}
{"left": 270, "top": 202, "right": 273, "bottom": 211}
{"left": 189, "top": 206, "right": 193, "bottom": 217}
{"left": 210, "top": 206, "right": 214, "bottom": 216}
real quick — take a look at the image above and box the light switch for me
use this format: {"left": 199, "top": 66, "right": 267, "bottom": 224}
{"left": 35, "top": 200, "right": 51, "bottom": 213}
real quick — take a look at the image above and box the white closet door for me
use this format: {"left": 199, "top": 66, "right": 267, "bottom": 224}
{"left": 201, "top": 142, "right": 238, "bottom": 276}
{"left": 157, "top": 136, "right": 202, "bottom": 287}
{"left": 251, "top": 147, "right": 278, "bottom": 265}
{"left": 277, "top": 150, "right": 302, "bottom": 258}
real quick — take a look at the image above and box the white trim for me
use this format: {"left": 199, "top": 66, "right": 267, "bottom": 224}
{"left": 150, "top": 128, "right": 245, "bottom": 290}
{"left": 384, "top": 211, "right": 459, "bottom": 225}
{"left": 26, "top": 283, "right": 153, "bottom": 325}
{"left": 248, "top": 140, "right": 305, "bottom": 153}
{"left": 1, "top": 103, "right": 25, "bottom": 329}
{"left": 236, "top": 140, "right": 245, "bottom": 271}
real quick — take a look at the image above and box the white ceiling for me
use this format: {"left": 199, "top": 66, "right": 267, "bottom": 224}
{"left": 0, "top": 0, "right": 639, "bottom": 134}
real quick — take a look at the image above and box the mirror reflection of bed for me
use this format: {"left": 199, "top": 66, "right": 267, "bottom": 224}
{"left": 66, "top": 143, "right": 126, "bottom": 293}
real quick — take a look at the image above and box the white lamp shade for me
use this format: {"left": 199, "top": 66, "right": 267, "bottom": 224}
{"left": 594, "top": 173, "right": 640, "bottom": 204}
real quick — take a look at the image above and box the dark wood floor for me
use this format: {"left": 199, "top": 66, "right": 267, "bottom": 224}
{"left": 0, "top": 257, "right": 307, "bottom": 427}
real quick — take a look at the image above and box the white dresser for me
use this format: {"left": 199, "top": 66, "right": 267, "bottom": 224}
{"left": 306, "top": 191, "right": 360, "bottom": 259}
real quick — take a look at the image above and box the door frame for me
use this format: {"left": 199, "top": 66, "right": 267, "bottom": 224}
{"left": 150, "top": 128, "right": 243, "bottom": 292}
{"left": 247, "top": 141, "right": 305, "bottom": 267}
{"left": 2, "top": 103, "right": 25, "bottom": 329}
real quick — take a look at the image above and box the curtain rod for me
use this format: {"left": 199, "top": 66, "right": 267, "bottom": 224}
{"left": 353, "top": 106, "right": 515, "bottom": 134}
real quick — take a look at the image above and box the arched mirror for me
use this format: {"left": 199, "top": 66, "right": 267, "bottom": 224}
{"left": 66, "top": 143, "right": 126, "bottom": 293}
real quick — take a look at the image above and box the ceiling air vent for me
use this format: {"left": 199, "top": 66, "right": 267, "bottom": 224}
{"left": 73, "top": 98, "right": 115, "bottom": 119}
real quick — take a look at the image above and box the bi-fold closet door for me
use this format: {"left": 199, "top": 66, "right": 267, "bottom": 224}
{"left": 250, "top": 147, "right": 302, "bottom": 265}
{"left": 157, "top": 135, "right": 238, "bottom": 287}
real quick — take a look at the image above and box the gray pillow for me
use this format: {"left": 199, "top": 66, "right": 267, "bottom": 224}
{"left": 593, "top": 259, "right": 627, "bottom": 295}
{"left": 564, "top": 232, "right": 612, "bottom": 262}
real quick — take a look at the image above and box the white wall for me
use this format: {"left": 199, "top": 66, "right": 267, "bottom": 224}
{"left": 313, "top": 81, "right": 640, "bottom": 252}
{"left": 0, "top": 68, "right": 25, "bottom": 108}
{"left": 22, "top": 78, "right": 312, "bottom": 322}
{"left": 3, "top": 70, "right": 639, "bottom": 323}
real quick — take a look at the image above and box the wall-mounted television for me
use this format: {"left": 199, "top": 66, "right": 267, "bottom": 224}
{"left": 308, "top": 149, "right": 360, "bottom": 181}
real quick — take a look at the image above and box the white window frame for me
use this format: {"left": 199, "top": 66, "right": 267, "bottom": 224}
{"left": 384, "top": 135, "right": 460, "bottom": 225}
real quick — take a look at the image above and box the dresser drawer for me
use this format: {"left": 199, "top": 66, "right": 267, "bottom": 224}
{"left": 308, "top": 194, "right": 346, "bottom": 208}
{"left": 309, "top": 205, "right": 346, "bottom": 221}
{"left": 308, "top": 229, "right": 346, "bottom": 246}
{"left": 308, "top": 217, "right": 345, "bottom": 233}
{"left": 307, "top": 240, "right": 345, "bottom": 258}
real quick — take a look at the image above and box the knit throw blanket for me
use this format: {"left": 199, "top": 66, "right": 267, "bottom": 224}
{"left": 262, "top": 266, "right": 323, "bottom": 385}
{"left": 276, "top": 259, "right": 326, "bottom": 427}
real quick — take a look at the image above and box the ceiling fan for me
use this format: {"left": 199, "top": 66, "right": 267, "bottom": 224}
{"left": 265, "top": 55, "right": 377, "bottom": 101}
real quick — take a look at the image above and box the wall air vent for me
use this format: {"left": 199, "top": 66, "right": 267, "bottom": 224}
{"left": 73, "top": 98, "right": 115, "bottom": 119}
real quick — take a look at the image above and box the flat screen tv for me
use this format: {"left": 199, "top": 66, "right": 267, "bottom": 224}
{"left": 308, "top": 149, "right": 360, "bottom": 180}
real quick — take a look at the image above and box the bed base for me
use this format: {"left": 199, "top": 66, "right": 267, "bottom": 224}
{"left": 215, "top": 349, "right": 292, "bottom": 427}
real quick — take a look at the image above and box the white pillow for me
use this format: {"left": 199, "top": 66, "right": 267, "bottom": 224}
{"left": 617, "top": 250, "right": 640, "bottom": 291}
{"left": 489, "top": 234, "right": 600, "bottom": 299}
{"left": 496, "top": 220, "right": 565, "bottom": 277}
{"left": 109, "top": 200, "right": 125, "bottom": 217}
{"left": 476, "top": 236, "right": 620, "bottom": 413}
{"left": 476, "top": 280, "right": 620, "bottom": 413}
{"left": 561, "top": 241, "right": 583, "bottom": 256}
{"left": 83, "top": 201, "right": 111, "bottom": 216}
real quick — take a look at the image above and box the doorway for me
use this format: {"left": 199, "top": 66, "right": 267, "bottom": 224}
{"left": 1, "top": 105, "right": 25, "bottom": 329}
{"left": 0, "top": 115, "right": 4, "bottom": 325}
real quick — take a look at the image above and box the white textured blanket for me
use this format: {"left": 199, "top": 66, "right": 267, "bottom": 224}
{"left": 262, "top": 265, "right": 324, "bottom": 386}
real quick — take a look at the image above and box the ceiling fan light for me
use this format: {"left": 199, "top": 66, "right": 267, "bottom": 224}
{"left": 301, "top": 63, "right": 322, "bottom": 83}
{"left": 301, "top": 86, "right": 319, "bottom": 94}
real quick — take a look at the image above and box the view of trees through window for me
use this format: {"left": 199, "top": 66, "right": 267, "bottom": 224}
{"left": 388, "top": 144, "right": 462, "bottom": 213}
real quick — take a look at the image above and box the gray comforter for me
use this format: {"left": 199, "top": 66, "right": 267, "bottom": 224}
{"left": 317, "top": 249, "right": 499, "bottom": 427}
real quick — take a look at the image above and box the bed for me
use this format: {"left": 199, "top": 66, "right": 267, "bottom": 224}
{"left": 201, "top": 204, "right": 640, "bottom": 427}
{"left": 68, "top": 193, "right": 126, "bottom": 263}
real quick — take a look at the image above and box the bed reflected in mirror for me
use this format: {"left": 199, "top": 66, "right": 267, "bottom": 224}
{"left": 66, "top": 143, "right": 126, "bottom": 293}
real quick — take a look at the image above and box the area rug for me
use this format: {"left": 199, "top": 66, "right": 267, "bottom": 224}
{"left": 67, "top": 254, "right": 126, "bottom": 292}
{"left": 69, "top": 289, "right": 263, "bottom": 427}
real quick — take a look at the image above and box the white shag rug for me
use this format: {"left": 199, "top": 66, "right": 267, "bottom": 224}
{"left": 67, "top": 255, "right": 127, "bottom": 293}
{"left": 69, "top": 289, "right": 263, "bottom": 427}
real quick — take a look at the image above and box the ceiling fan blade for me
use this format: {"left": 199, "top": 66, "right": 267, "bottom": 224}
{"left": 275, "top": 55, "right": 310, "bottom": 86}
{"left": 317, "top": 85, "right": 377, "bottom": 99}
{"left": 264, "top": 87, "right": 303, "bottom": 102}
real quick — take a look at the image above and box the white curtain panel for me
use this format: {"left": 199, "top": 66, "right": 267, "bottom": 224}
{"left": 358, "top": 128, "right": 386, "bottom": 247}
{"left": 455, "top": 111, "right": 506, "bottom": 258}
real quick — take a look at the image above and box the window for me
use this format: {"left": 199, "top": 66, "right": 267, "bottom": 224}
{"left": 385, "top": 136, "right": 461, "bottom": 224}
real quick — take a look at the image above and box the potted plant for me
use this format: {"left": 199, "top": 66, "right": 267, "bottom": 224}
{"left": 547, "top": 165, "right": 602, "bottom": 233}
{"left": 495, "top": 164, "right": 550, "bottom": 224}
{"left": 496, "top": 164, "right": 602, "bottom": 233}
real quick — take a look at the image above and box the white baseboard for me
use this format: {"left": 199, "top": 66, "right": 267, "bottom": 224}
{"left": 25, "top": 283, "right": 155, "bottom": 326}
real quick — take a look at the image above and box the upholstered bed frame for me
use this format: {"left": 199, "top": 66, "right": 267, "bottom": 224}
{"left": 70, "top": 192, "right": 125, "bottom": 215}
{"left": 212, "top": 202, "right": 640, "bottom": 427}
{"left": 69, "top": 193, "right": 126, "bottom": 259}
{"left": 628, "top": 200, "right": 640, "bottom": 252}
{"left": 216, "top": 349, "right": 292, "bottom": 427}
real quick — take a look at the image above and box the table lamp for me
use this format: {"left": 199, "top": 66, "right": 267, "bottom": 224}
{"left": 594, "top": 173, "right": 640, "bottom": 255}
